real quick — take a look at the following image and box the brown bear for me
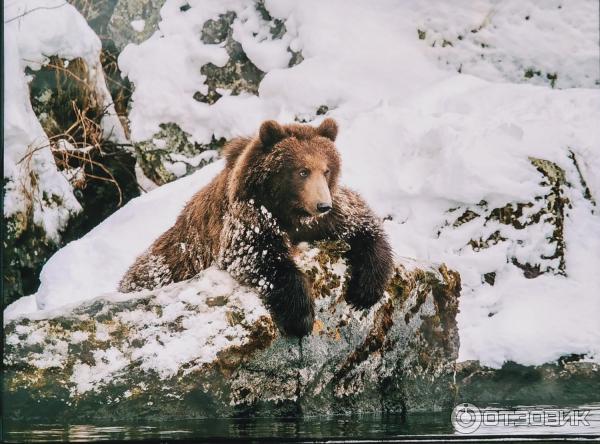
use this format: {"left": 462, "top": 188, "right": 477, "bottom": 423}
{"left": 119, "top": 118, "right": 393, "bottom": 337}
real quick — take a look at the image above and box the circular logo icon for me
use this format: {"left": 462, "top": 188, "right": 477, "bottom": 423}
{"left": 452, "top": 403, "right": 482, "bottom": 434}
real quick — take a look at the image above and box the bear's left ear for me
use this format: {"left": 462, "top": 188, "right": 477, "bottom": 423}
{"left": 317, "top": 118, "right": 338, "bottom": 141}
{"left": 259, "top": 120, "right": 287, "bottom": 149}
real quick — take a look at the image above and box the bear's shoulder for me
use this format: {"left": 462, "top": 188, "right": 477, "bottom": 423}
{"left": 222, "top": 137, "right": 252, "bottom": 167}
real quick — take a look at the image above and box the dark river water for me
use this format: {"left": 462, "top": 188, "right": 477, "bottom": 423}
{"left": 4, "top": 404, "right": 600, "bottom": 442}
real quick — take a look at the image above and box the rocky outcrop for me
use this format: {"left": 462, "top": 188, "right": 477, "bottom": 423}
{"left": 104, "top": 0, "right": 302, "bottom": 187}
{"left": 107, "top": 0, "right": 166, "bottom": 51}
{"left": 4, "top": 242, "right": 460, "bottom": 421}
{"left": 439, "top": 156, "right": 588, "bottom": 284}
{"left": 132, "top": 124, "right": 223, "bottom": 186}
{"left": 4, "top": 49, "right": 137, "bottom": 309}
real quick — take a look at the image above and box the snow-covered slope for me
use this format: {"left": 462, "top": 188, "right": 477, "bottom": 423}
{"left": 5, "top": 0, "right": 600, "bottom": 369}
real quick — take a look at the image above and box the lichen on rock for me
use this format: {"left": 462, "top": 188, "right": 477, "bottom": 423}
{"left": 133, "top": 123, "right": 224, "bottom": 186}
{"left": 198, "top": 10, "right": 265, "bottom": 104}
{"left": 197, "top": 3, "right": 302, "bottom": 104}
{"left": 106, "top": 0, "right": 166, "bottom": 51}
{"left": 4, "top": 241, "right": 460, "bottom": 421}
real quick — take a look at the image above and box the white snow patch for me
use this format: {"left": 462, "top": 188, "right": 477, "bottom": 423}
{"left": 130, "top": 19, "right": 145, "bottom": 33}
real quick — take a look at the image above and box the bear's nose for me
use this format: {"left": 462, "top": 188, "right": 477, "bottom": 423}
{"left": 316, "top": 203, "right": 332, "bottom": 214}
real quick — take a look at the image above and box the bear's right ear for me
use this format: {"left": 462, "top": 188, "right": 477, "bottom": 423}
{"left": 317, "top": 118, "right": 338, "bottom": 141}
{"left": 259, "top": 120, "right": 287, "bottom": 149}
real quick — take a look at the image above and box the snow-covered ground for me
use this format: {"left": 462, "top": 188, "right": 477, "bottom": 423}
{"left": 4, "top": 0, "right": 600, "bottom": 369}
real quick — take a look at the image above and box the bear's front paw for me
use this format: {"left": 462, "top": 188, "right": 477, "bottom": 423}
{"left": 270, "top": 272, "right": 314, "bottom": 337}
{"left": 279, "top": 310, "right": 315, "bottom": 338}
{"left": 345, "top": 272, "right": 384, "bottom": 310}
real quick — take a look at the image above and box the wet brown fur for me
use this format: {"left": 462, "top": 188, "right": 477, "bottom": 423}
{"left": 120, "top": 118, "right": 393, "bottom": 337}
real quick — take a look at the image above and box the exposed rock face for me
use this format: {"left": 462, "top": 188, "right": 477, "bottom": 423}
{"left": 4, "top": 242, "right": 460, "bottom": 421}
{"left": 3, "top": 219, "right": 59, "bottom": 308}
{"left": 107, "top": 0, "right": 166, "bottom": 51}
{"left": 107, "top": 0, "right": 303, "bottom": 187}
{"left": 439, "top": 157, "right": 585, "bottom": 283}
{"left": 198, "top": 11, "right": 266, "bottom": 104}
{"left": 133, "top": 123, "right": 223, "bottom": 186}
{"left": 129, "top": 4, "right": 282, "bottom": 186}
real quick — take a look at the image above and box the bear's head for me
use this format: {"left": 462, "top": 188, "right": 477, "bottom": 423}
{"left": 230, "top": 118, "right": 341, "bottom": 227}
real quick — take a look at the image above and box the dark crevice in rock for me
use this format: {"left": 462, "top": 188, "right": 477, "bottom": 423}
{"left": 288, "top": 48, "right": 304, "bottom": 68}
{"left": 568, "top": 149, "right": 596, "bottom": 207}
{"left": 483, "top": 271, "right": 496, "bottom": 286}
{"left": 529, "top": 158, "right": 567, "bottom": 275}
{"left": 334, "top": 298, "right": 395, "bottom": 389}
{"left": 316, "top": 105, "right": 330, "bottom": 116}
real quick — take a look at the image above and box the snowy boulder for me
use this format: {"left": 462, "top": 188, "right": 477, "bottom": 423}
{"left": 4, "top": 242, "right": 460, "bottom": 421}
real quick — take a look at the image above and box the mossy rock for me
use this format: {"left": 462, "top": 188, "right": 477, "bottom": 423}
{"left": 134, "top": 123, "right": 224, "bottom": 186}
{"left": 4, "top": 242, "right": 461, "bottom": 421}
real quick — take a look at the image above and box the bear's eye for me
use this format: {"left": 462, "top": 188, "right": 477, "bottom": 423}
{"left": 324, "top": 169, "right": 330, "bottom": 176}
{"left": 299, "top": 169, "right": 310, "bottom": 178}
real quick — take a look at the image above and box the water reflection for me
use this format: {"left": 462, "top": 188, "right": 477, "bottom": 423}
{"left": 4, "top": 404, "right": 599, "bottom": 442}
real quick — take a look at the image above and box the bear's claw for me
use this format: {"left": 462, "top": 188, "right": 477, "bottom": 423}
{"left": 345, "top": 272, "right": 384, "bottom": 309}
{"left": 279, "top": 312, "right": 315, "bottom": 337}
